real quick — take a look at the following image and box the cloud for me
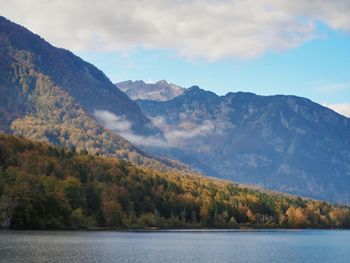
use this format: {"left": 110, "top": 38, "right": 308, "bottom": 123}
{"left": 165, "top": 121, "right": 214, "bottom": 142}
{"left": 94, "top": 111, "right": 214, "bottom": 148}
{"left": 151, "top": 116, "right": 214, "bottom": 145}
{"left": 323, "top": 103, "right": 350, "bottom": 117}
{"left": 94, "top": 110, "right": 168, "bottom": 147}
{"left": 94, "top": 110, "right": 132, "bottom": 133}
{"left": 1, "top": 0, "right": 350, "bottom": 60}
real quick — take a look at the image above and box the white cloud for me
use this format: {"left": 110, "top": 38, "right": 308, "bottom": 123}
{"left": 151, "top": 116, "right": 214, "bottom": 145}
{"left": 323, "top": 103, "right": 350, "bottom": 117}
{"left": 165, "top": 121, "right": 214, "bottom": 142}
{"left": 94, "top": 110, "right": 168, "bottom": 147}
{"left": 1, "top": 0, "right": 350, "bottom": 60}
{"left": 94, "top": 110, "right": 132, "bottom": 133}
{"left": 94, "top": 111, "right": 214, "bottom": 148}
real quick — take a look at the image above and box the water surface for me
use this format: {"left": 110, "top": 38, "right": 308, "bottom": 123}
{"left": 0, "top": 230, "right": 349, "bottom": 262}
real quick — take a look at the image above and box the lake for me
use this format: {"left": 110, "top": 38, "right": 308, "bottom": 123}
{"left": 0, "top": 230, "right": 349, "bottom": 262}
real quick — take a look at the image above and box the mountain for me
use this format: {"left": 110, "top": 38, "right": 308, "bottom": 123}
{"left": 2, "top": 134, "right": 349, "bottom": 229}
{"left": 137, "top": 86, "right": 350, "bottom": 203}
{"left": 0, "top": 16, "right": 182, "bottom": 170}
{"left": 2, "top": 15, "right": 350, "bottom": 205}
{"left": 116, "top": 80, "right": 185, "bottom": 101}
{"left": 0, "top": 16, "right": 161, "bottom": 136}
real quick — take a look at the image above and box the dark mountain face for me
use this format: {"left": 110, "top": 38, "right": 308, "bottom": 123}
{"left": 116, "top": 80, "right": 185, "bottom": 101}
{"left": 0, "top": 16, "right": 184, "bottom": 170}
{"left": 137, "top": 86, "right": 350, "bottom": 203}
{"left": 0, "top": 16, "right": 160, "bottom": 137}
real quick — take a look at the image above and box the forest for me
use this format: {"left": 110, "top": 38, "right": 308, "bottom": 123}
{"left": 0, "top": 134, "right": 350, "bottom": 229}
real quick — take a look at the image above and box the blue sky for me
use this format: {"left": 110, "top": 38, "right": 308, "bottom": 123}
{"left": 77, "top": 23, "right": 350, "bottom": 106}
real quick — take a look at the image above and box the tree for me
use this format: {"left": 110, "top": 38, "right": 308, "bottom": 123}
{"left": 286, "top": 206, "right": 308, "bottom": 228}
{"left": 63, "top": 177, "right": 83, "bottom": 209}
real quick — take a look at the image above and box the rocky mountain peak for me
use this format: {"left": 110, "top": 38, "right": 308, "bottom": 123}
{"left": 116, "top": 79, "right": 185, "bottom": 101}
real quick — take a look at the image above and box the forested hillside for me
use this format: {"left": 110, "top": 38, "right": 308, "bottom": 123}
{"left": 0, "top": 16, "right": 159, "bottom": 136}
{"left": 1, "top": 134, "right": 349, "bottom": 229}
{"left": 0, "top": 16, "right": 189, "bottom": 172}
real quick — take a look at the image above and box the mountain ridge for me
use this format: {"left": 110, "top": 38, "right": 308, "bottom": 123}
{"left": 136, "top": 85, "right": 350, "bottom": 203}
{"left": 116, "top": 79, "right": 185, "bottom": 101}
{"left": 0, "top": 16, "right": 161, "bottom": 137}
{"left": 0, "top": 16, "right": 186, "bottom": 171}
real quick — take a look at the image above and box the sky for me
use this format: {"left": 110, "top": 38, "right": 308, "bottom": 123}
{"left": 1, "top": 0, "right": 350, "bottom": 116}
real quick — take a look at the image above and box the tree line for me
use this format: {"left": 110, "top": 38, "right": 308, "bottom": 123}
{"left": 0, "top": 134, "right": 349, "bottom": 229}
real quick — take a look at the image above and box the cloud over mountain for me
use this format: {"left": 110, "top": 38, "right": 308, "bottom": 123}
{"left": 323, "top": 103, "right": 350, "bottom": 117}
{"left": 94, "top": 110, "right": 168, "bottom": 147}
{"left": 94, "top": 110, "right": 215, "bottom": 148}
{"left": 2, "top": 0, "right": 350, "bottom": 60}
{"left": 151, "top": 116, "right": 214, "bottom": 145}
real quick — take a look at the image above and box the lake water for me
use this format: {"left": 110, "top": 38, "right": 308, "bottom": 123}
{"left": 0, "top": 230, "right": 349, "bottom": 262}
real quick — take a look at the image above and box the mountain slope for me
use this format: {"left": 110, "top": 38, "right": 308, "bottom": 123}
{"left": 0, "top": 16, "right": 182, "bottom": 170}
{"left": 116, "top": 80, "right": 185, "bottom": 101}
{"left": 0, "top": 16, "right": 160, "bottom": 137}
{"left": 1, "top": 134, "right": 349, "bottom": 229}
{"left": 137, "top": 86, "right": 350, "bottom": 203}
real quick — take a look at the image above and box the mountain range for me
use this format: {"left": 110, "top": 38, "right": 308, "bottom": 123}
{"left": 1, "top": 15, "right": 350, "bottom": 204}
{"left": 116, "top": 80, "right": 184, "bottom": 101}
{"left": 135, "top": 86, "right": 350, "bottom": 203}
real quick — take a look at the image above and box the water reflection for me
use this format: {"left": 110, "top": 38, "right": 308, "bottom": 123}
{"left": 0, "top": 230, "right": 349, "bottom": 263}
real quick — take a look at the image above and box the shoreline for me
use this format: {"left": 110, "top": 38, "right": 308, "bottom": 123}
{"left": 1, "top": 228, "right": 350, "bottom": 232}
